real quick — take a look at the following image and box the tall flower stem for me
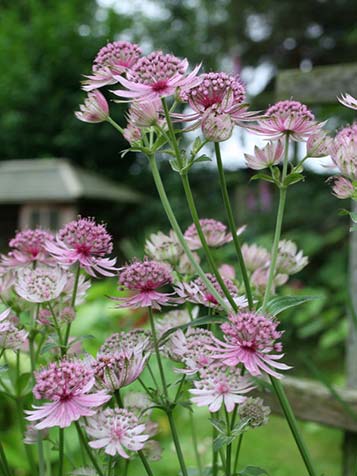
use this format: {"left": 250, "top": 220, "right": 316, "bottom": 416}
{"left": 258, "top": 134, "right": 318, "bottom": 476}
{"left": 75, "top": 421, "right": 105, "bottom": 476}
{"left": 148, "top": 307, "right": 168, "bottom": 400}
{"left": 147, "top": 154, "right": 229, "bottom": 312}
{"left": 58, "top": 428, "right": 64, "bottom": 476}
{"left": 224, "top": 409, "right": 232, "bottom": 476}
{"left": 0, "top": 440, "right": 11, "bottom": 476}
{"left": 166, "top": 410, "right": 188, "bottom": 476}
{"left": 189, "top": 411, "right": 203, "bottom": 476}
{"left": 214, "top": 142, "right": 254, "bottom": 310}
{"left": 63, "top": 264, "right": 81, "bottom": 355}
{"left": 161, "top": 98, "right": 237, "bottom": 310}
{"left": 233, "top": 434, "right": 243, "bottom": 474}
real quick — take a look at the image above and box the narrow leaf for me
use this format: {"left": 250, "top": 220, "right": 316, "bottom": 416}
{"left": 263, "top": 295, "right": 320, "bottom": 316}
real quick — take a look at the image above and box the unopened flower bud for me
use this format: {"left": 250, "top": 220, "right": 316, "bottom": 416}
{"left": 37, "top": 309, "right": 52, "bottom": 326}
{"left": 331, "top": 176, "right": 355, "bottom": 199}
{"left": 75, "top": 90, "right": 109, "bottom": 123}
{"left": 238, "top": 397, "right": 270, "bottom": 428}
{"left": 142, "top": 440, "right": 163, "bottom": 462}
{"left": 201, "top": 110, "right": 233, "bottom": 142}
{"left": 60, "top": 306, "right": 76, "bottom": 324}
{"left": 306, "top": 132, "right": 333, "bottom": 157}
{"left": 123, "top": 124, "right": 141, "bottom": 144}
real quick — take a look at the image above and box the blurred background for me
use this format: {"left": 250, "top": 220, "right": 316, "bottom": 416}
{"left": 1, "top": 0, "right": 357, "bottom": 474}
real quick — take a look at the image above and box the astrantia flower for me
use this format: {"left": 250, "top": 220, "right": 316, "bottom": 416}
{"left": 201, "top": 109, "right": 234, "bottom": 142}
{"left": 46, "top": 217, "right": 117, "bottom": 277}
{"left": 111, "top": 51, "right": 201, "bottom": 103}
{"left": 213, "top": 312, "right": 291, "bottom": 378}
{"left": 83, "top": 41, "right": 142, "bottom": 91}
{"left": 177, "top": 72, "right": 257, "bottom": 132}
{"left": 338, "top": 93, "right": 357, "bottom": 111}
{"left": 331, "top": 176, "right": 355, "bottom": 199}
{"left": 175, "top": 273, "right": 247, "bottom": 310}
{"left": 331, "top": 123, "right": 357, "bottom": 180}
{"left": 26, "top": 360, "right": 110, "bottom": 429}
{"left": 114, "top": 259, "right": 174, "bottom": 310}
{"left": 218, "top": 264, "right": 236, "bottom": 280}
{"left": 0, "top": 266, "right": 15, "bottom": 296}
{"left": 276, "top": 240, "right": 308, "bottom": 275}
{"left": 251, "top": 100, "right": 321, "bottom": 141}
{"left": 100, "top": 329, "right": 151, "bottom": 355}
{"left": 1, "top": 229, "right": 54, "bottom": 268}
{"left": 241, "top": 243, "right": 270, "bottom": 273}
{"left": 184, "top": 219, "right": 245, "bottom": 250}
{"left": 0, "top": 308, "right": 28, "bottom": 351}
{"left": 190, "top": 366, "right": 254, "bottom": 413}
{"left": 75, "top": 90, "right": 109, "bottom": 123}
{"left": 156, "top": 309, "right": 192, "bottom": 338}
{"left": 126, "top": 100, "right": 164, "bottom": 129}
{"left": 86, "top": 408, "right": 149, "bottom": 457}
{"left": 238, "top": 397, "right": 270, "bottom": 428}
{"left": 92, "top": 348, "right": 148, "bottom": 391}
{"left": 306, "top": 131, "right": 333, "bottom": 158}
{"left": 250, "top": 268, "right": 288, "bottom": 297}
{"left": 144, "top": 230, "right": 182, "bottom": 265}
{"left": 15, "top": 265, "right": 68, "bottom": 303}
{"left": 123, "top": 123, "right": 141, "bottom": 144}
{"left": 244, "top": 140, "right": 284, "bottom": 170}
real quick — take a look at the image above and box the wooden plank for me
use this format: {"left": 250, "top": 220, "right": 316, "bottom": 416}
{"left": 276, "top": 63, "right": 357, "bottom": 104}
{"left": 253, "top": 376, "right": 357, "bottom": 432}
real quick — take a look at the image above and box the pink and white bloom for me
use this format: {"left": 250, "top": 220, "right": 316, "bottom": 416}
{"left": 241, "top": 243, "right": 270, "bottom": 273}
{"left": 15, "top": 265, "right": 68, "bottom": 303}
{"left": 338, "top": 93, "right": 357, "bottom": 111}
{"left": 26, "top": 360, "right": 110, "bottom": 429}
{"left": 1, "top": 229, "right": 54, "bottom": 268}
{"left": 75, "top": 90, "right": 109, "bottom": 123}
{"left": 244, "top": 140, "right": 284, "bottom": 170}
{"left": 111, "top": 51, "right": 201, "bottom": 103}
{"left": 331, "top": 176, "right": 355, "bottom": 199}
{"left": 0, "top": 266, "right": 15, "bottom": 296}
{"left": 123, "top": 123, "right": 141, "bottom": 144}
{"left": 100, "top": 329, "right": 151, "bottom": 355}
{"left": 330, "top": 123, "right": 357, "bottom": 180}
{"left": 126, "top": 100, "right": 164, "bottom": 129}
{"left": 201, "top": 110, "right": 234, "bottom": 142}
{"left": 213, "top": 312, "right": 291, "bottom": 379}
{"left": 0, "top": 308, "right": 28, "bottom": 351}
{"left": 144, "top": 230, "right": 182, "bottom": 265}
{"left": 86, "top": 408, "right": 149, "bottom": 458}
{"left": 190, "top": 366, "right": 254, "bottom": 413}
{"left": 46, "top": 217, "right": 117, "bottom": 277}
{"left": 114, "top": 259, "right": 175, "bottom": 310}
{"left": 175, "top": 273, "right": 247, "bottom": 310}
{"left": 83, "top": 41, "right": 142, "bottom": 91}
{"left": 251, "top": 100, "right": 322, "bottom": 142}
{"left": 218, "top": 264, "right": 236, "bottom": 280}
{"left": 306, "top": 131, "right": 333, "bottom": 158}
{"left": 276, "top": 240, "right": 308, "bottom": 275}
{"left": 184, "top": 219, "right": 245, "bottom": 250}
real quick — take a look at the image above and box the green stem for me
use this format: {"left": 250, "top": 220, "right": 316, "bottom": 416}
{"left": 148, "top": 307, "right": 168, "bottom": 401}
{"left": 261, "top": 134, "right": 290, "bottom": 310}
{"left": 167, "top": 410, "right": 188, "bottom": 476}
{"left": 148, "top": 154, "right": 229, "bottom": 312}
{"left": 189, "top": 411, "right": 203, "bottom": 476}
{"left": 212, "top": 421, "right": 218, "bottom": 476}
{"left": 75, "top": 422, "right": 105, "bottom": 476}
{"left": 63, "top": 264, "right": 81, "bottom": 355}
{"left": 225, "top": 409, "right": 231, "bottom": 476}
{"left": 48, "top": 303, "right": 64, "bottom": 354}
{"left": 107, "top": 116, "right": 124, "bottom": 135}
{"left": 0, "top": 440, "right": 11, "bottom": 476}
{"left": 174, "top": 375, "right": 186, "bottom": 403}
{"left": 270, "top": 376, "right": 317, "bottom": 476}
{"left": 180, "top": 174, "right": 239, "bottom": 311}
{"left": 58, "top": 428, "right": 64, "bottom": 476}
{"left": 161, "top": 99, "right": 182, "bottom": 164}
{"left": 214, "top": 142, "right": 254, "bottom": 310}
{"left": 233, "top": 434, "right": 243, "bottom": 474}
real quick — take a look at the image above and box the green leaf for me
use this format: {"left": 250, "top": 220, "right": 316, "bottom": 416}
{"left": 193, "top": 154, "right": 212, "bottom": 164}
{"left": 283, "top": 173, "right": 304, "bottom": 186}
{"left": 231, "top": 418, "right": 251, "bottom": 436}
{"left": 17, "top": 372, "right": 32, "bottom": 395}
{"left": 263, "top": 295, "right": 320, "bottom": 316}
{"left": 209, "top": 417, "right": 226, "bottom": 433}
{"left": 238, "top": 467, "right": 269, "bottom": 476}
{"left": 250, "top": 173, "right": 276, "bottom": 184}
{"left": 213, "top": 434, "right": 235, "bottom": 452}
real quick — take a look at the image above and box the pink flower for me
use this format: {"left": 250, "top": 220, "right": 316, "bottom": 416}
{"left": 218, "top": 264, "right": 236, "bottom": 280}
{"left": 244, "top": 140, "right": 284, "bottom": 170}
{"left": 0, "top": 266, "right": 15, "bottom": 296}
{"left": 1, "top": 229, "right": 54, "bottom": 268}
{"left": 338, "top": 93, "right": 357, "bottom": 111}
{"left": 114, "top": 259, "right": 175, "bottom": 310}
{"left": 184, "top": 218, "right": 245, "bottom": 250}
{"left": 331, "top": 176, "right": 355, "bottom": 199}
{"left": 26, "top": 360, "right": 110, "bottom": 429}
{"left": 0, "top": 308, "right": 28, "bottom": 351}
{"left": 177, "top": 72, "right": 258, "bottom": 132}
{"left": 82, "top": 41, "right": 142, "bottom": 91}
{"left": 92, "top": 348, "right": 148, "bottom": 391}
{"left": 75, "top": 90, "right": 109, "bottom": 123}
{"left": 201, "top": 110, "right": 234, "bottom": 142}
{"left": 190, "top": 366, "right": 254, "bottom": 413}
{"left": 213, "top": 312, "right": 291, "bottom": 379}
{"left": 46, "top": 217, "right": 117, "bottom": 277}
{"left": 241, "top": 243, "right": 270, "bottom": 273}
{"left": 123, "top": 123, "right": 141, "bottom": 144}
{"left": 276, "top": 240, "right": 308, "bottom": 275}
{"left": 127, "top": 100, "right": 164, "bottom": 128}
{"left": 100, "top": 330, "right": 151, "bottom": 354}
{"left": 174, "top": 273, "right": 247, "bottom": 310}
{"left": 15, "top": 265, "right": 68, "bottom": 303}
{"left": 145, "top": 230, "right": 182, "bottom": 265}
{"left": 86, "top": 408, "right": 149, "bottom": 458}
{"left": 111, "top": 51, "right": 201, "bottom": 103}
{"left": 306, "top": 131, "right": 333, "bottom": 158}
{"left": 330, "top": 123, "right": 357, "bottom": 180}
{"left": 251, "top": 100, "right": 322, "bottom": 141}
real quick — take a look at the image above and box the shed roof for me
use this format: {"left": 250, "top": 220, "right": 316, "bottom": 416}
{"left": 0, "top": 159, "right": 141, "bottom": 204}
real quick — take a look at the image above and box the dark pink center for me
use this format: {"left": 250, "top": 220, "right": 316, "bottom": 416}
{"left": 152, "top": 80, "right": 169, "bottom": 92}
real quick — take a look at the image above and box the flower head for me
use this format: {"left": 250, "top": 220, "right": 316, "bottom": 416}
{"left": 276, "top": 240, "right": 308, "bottom": 275}
{"left": 330, "top": 123, "right": 357, "bottom": 180}
{"left": 1, "top": 229, "right": 54, "bottom": 268}
{"left": 111, "top": 51, "right": 201, "bottom": 102}
{"left": 83, "top": 41, "right": 142, "bottom": 91}
{"left": 123, "top": 123, "right": 141, "bottom": 144}
{"left": 15, "top": 265, "right": 68, "bottom": 303}
{"left": 306, "top": 131, "right": 333, "bottom": 158}
{"left": 252, "top": 100, "right": 321, "bottom": 141}
{"left": 238, "top": 397, "right": 270, "bottom": 428}
{"left": 114, "top": 259, "right": 174, "bottom": 309}
{"left": 241, "top": 243, "right": 270, "bottom": 272}
{"left": 0, "top": 308, "right": 28, "bottom": 351}
{"left": 190, "top": 366, "right": 254, "bottom": 413}
{"left": 26, "top": 360, "right": 110, "bottom": 429}
{"left": 126, "top": 100, "right": 164, "bottom": 129}
{"left": 184, "top": 219, "right": 245, "bottom": 250}
{"left": 175, "top": 273, "right": 247, "bottom": 310}
{"left": 338, "top": 93, "right": 357, "bottom": 111}
{"left": 75, "top": 90, "right": 109, "bottom": 123}
{"left": 331, "top": 176, "right": 355, "bottom": 199}
{"left": 100, "top": 329, "right": 151, "bottom": 355}
{"left": 144, "top": 230, "right": 182, "bottom": 265}
{"left": 86, "top": 408, "right": 149, "bottom": 457}
{"left": 244, "top": 140, "right": 284, "bottom": 170}
{"left": 201, "top": 110, "right": 234, "bottom": 142}
{"left": 214, "top": 312, "right": 291, "bottom": 378}
{"left": 46, "top": 217, "right": 116, "bottom": 277}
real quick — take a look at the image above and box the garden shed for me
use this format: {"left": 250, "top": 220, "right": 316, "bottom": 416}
{"left": 0, "top": 158, "right": 141, "bottom": 248}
